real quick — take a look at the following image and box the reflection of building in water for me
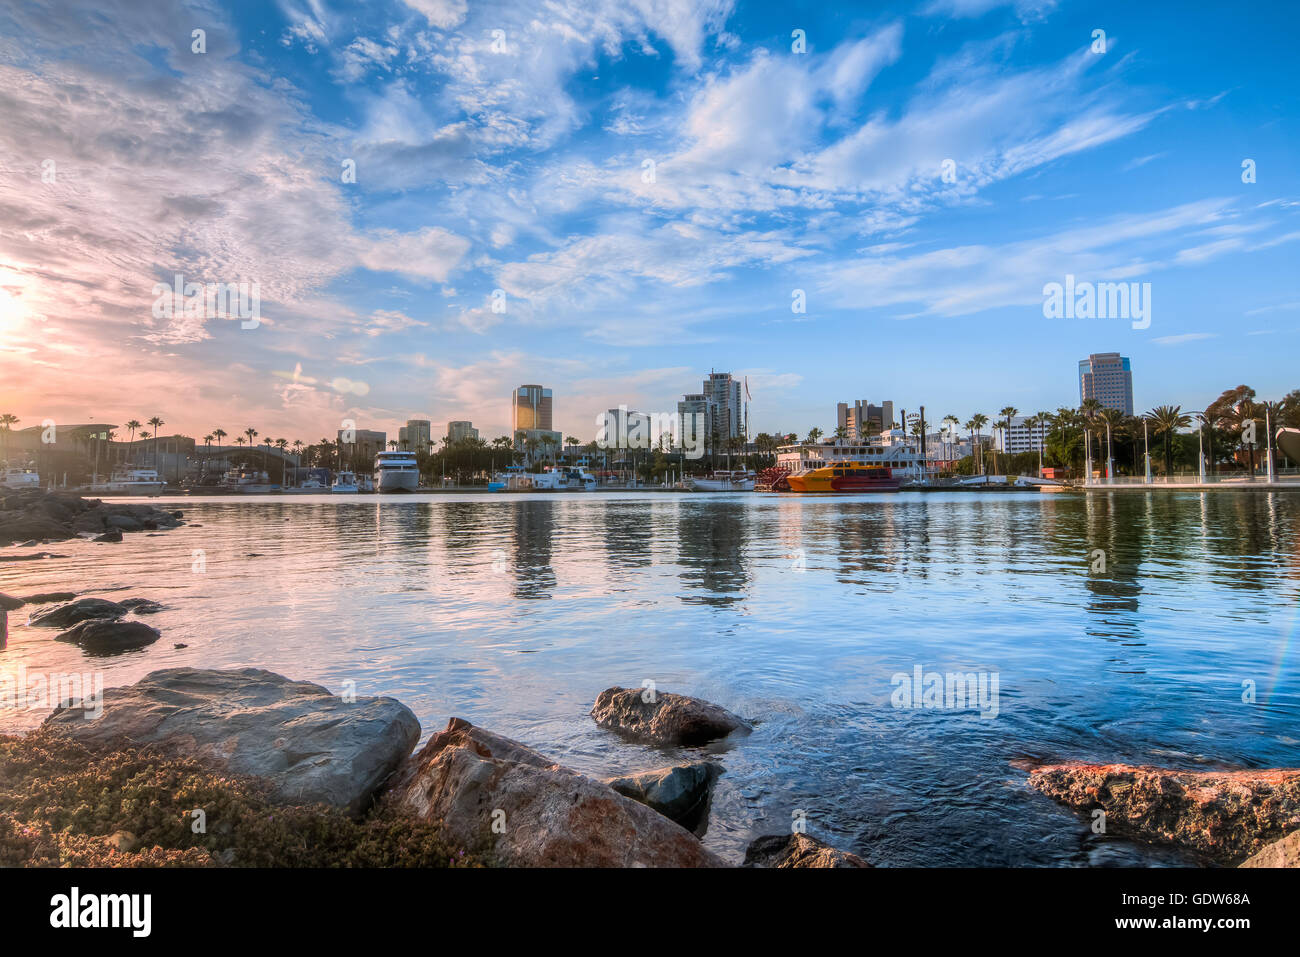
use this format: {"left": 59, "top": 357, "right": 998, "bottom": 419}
{"left": 511, "top": 500, "right": 556, "bottom": 599}
{"left": 676, "top": 501, "right": 749, "bottom": 605}
{"left": 1081, "top": 493, "right": 1146, "bottom": 645}
{"left": 603, "top": 500, "right": 654, "bottom": 569}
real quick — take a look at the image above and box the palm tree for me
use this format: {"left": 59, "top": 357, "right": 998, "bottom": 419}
{"left": 0, "top": 413, "right": 17, "bottom": 463}
{"left": 971, "top": 413, "right": 988, "bottom": 474}
{"left": 244, "top": 428, "right": 258, "bottom": 459}
{"left": 997, "top": 406, "right": 1018, "bottom": 474}
{"left": 805, "top": 427, "right": 823, "bottom": 445}
{"left": 124, "top": 419, "right": 142, "bottom": 459}
{"left": 275, "top": 439, "right": 289, "bottom": 485}
{"left": 146, "top": 416, "right": 164, "bottom": 469}
{"left": 1146, "top": 405, "right": 1191, "bottom": 478}
{"left": 963, "top": 418, "right": 976, "bottom": 472}
{"left": 1097, "top": 408, "right": 1124, "bottom": 478}
{"left": 1034, "top": 410, "right": 1051, "bottom": 475}
{"left": 942, "top": 415, "right": 959, "bottom": 466}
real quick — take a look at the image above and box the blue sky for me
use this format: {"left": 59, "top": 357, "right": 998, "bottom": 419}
{"left": 1, "top": 0, "right": 1297, "bottom": 442}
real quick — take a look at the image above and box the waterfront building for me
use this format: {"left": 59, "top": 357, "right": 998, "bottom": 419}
{"left": 836, "top": 400, "right": 894, "bottom": 440}
{"left": 995, "top": 415, "right": 1050, "bottom": 454}
{"left": 702, "top": 371, "right": 743, "bottom": 440}
{"left": 338, "top": 428, "right": 386, "bottom": 459}
{"left": 513, "top": 384, "right": 553, "bottom": 433}
{"left": 447, "top": 420, "right": 478, "bottom": 444}
{"left": 676, "top": 393, "right": 715, "bottom": 449}
{"left": 398, "top": 419, "right": 432, "bottom": 454}
{"left": 1078, "top": 353, "right": 1134, "bottom": 415}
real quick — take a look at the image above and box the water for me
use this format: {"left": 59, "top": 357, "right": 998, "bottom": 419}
{"left": 3, "top": 490, "right": 1298, "bottom": 866}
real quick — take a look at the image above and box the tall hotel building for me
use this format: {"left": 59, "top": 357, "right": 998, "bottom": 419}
{"left": 512, "top": 384, "right": 561, "bottom": 457}
{"left": 1078, "top": 353, "right": 1135, "bottom": 415}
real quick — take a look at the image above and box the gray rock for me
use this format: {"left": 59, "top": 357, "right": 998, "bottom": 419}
{"left": 605, "top": 762, "right": 721, "bottom": 829}
{"left": 55, "top": 619, "right": 160, "bottom": 653}
{"left": 119, "top": 598, "right": 162, "bottom": 614}
{"left": 44, "top": 668, "right": 420, "bottom": 816}
{"left": 29, "top": 597, "right": 127, "bottom": 628}
{"left": 591, "top": 686, "right": 750, "bottom": 746}
{"left": 105, "top": 514, "right": 144, "bottom": 532}
{"left": 388, "top": 717, "right": 726, "bottom": 867}
{"left": 743, "top": 833, "right": 870, "bottom": 868}
{"left": 23, "top": 592, "right": 76, "bottom": 604}
{"left": 1240, "top": 829, "right": 1300, "bottom": 868}
{"left": 0, "top": 592, "right": 24, "bottom": 611}
{"left": 93, "top": 529, "right": 122, "bottom": 543}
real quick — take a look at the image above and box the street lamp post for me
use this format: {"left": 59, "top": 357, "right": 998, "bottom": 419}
{"left": 1143, "top": 419, "right": 1152, "bottom": 485}
{"left": 1105, "top": 421, "right": 1113, "bottom": 484}
{"left": 1084, "top": 429, "right": 1092, "bottom": 487}
{"left": 1189, "top": 412, "right": 1206, "bottom": 485}
{"left": 1266, "top": 406, "right": 1276, "bottom": 484}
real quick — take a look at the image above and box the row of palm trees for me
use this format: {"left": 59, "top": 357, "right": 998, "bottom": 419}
{"left": 795, "top": 386, "right": 1298, "bottom": 479}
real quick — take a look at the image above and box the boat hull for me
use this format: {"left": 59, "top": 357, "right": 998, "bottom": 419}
{"left": 375, "top": 471, "right": 419, "bottom": 492}
{"left": 787, "top": 472, "right": 900, "bottom": 493}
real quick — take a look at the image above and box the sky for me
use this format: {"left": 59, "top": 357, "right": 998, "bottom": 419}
{"left": 0, "top": 0, "right": 1297, "bottom": 444}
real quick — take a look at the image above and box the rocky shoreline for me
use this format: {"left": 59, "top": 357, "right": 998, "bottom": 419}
{"left": 0, "top": 488, "right": 183, "bottom": 548}
{"left": 11, "top": 663, "right": 1296, "bottom": 867}
{"left": 12, "top": 666, "right": 862, "bottom": 867}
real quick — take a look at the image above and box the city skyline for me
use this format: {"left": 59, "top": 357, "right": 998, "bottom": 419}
{"left": 1, "top": 1, "right": 1297, "bottom": 444}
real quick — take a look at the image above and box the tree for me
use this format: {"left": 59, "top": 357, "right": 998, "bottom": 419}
{"left": 805, "top": 427, "right": 823, "bottom": 445}
{"left": 147, "top": 416, "right": 165, "bottom": 470}
{"left": 0, "top": 413, "right": 17, "bottom": 463}
{"left": 971, "top": 414, "right": 988, "bottom": 474}
{"left": 942, "top": 415, "right": 959, "bottom": 465}
{"left": 124, "top": 419, "right": 142, "bottom": 456}
{"left": 1146, "top": 405, "right": 1191, "bottom": 477}
{"left": 997, "top": 406, "right": 1018, "bottom": 474}
{"left": 276, "top": 439, "right": 289, "bottom": 486}
{"left": 244, "top": 428, "right": 258, "bottom": 463}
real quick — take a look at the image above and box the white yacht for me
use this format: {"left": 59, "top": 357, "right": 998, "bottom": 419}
{"left": 1, "top": 463, "right": 42, "bottom": 490}
{"left": 373, "top": 451, "right": 419, "bottom": 492}
{"left": 686, "top": 470, "right": 755, "bottom": 492}
{"left": 331, "top": 471, "right": 360, "bottom": 493}
{"left": 89, "top": 465, "right": 166, "bottom": 496}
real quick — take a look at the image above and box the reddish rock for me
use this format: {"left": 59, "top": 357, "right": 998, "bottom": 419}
{"left": 388, "top": 717, "right": 726, "bottom": 867}
{"left": 1028, "top": 762, "right": 1300, "bottom": 864}
{"left": 1240, "top": 829, "right": 1300, "bottom": 868}
{"left": 590, "top": 686, "right": 750, "bottom": 746}
{"left": 744, "top": 833, "right": 870, "bottom": 868}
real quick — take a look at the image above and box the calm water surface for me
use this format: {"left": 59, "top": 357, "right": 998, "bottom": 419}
{"left": 3, "top": 490, "right": 1298, "bottom": 866}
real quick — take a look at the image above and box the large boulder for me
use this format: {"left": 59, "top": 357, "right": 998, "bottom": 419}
{"left": 388, "top": 717, "right": 726, "bottom": 867}
{"left": 22, "top": 592, "right": 76, "bottom": 604}
{"left": 605, "top": 762, "right": 720, "bottom": 830}
{"left": 44, "top": 668, "right": 419, "bottom": 816}
{"left": 590, "top": 686, "right": 750, "bottom": 746}
{"left": 54, "top": 619, "right": 160, "bottom": 653}
{"left": 0, "top": 592, "right": 24, "bottom": 611}
{"left": 29, "top": 597, "right": 128, "bottom": 628}
{"left": 1240, "top": 829, "right": 1300, "bottom": 868}
{"left": 744, "top": 833, "right": 870, "bottom": 868}
{"left": 1028, "top": 762, "right": 1300, "bottom": 864}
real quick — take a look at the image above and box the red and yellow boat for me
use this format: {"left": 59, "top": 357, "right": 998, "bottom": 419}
{"left": 785, "top": 461, "right": 901, "bottom": 493}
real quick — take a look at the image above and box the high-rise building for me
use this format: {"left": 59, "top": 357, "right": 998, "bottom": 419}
{"left": 836, "top": 400, "right": 894, "bottom": 440}
{"left": 337, "top": 428, "right": 386, "bottom": 459}
{"left": 397, "top": 419, "right": 431, "bottom": 453}
{"left": 1078, "top": 353, "right": 1134, "bottom": 415}
{"left": 677, "top": 394, "right": 715, "bottom": 449}
{"left": 447, "top": 420, "right": 478, "bottom": 444}
{"left": 512, "top": 384, "right": 560, "bottom": 459}
{"left": 701, "top": 371, "right": 743, "bottom": 440}
{"left": 513, "top": 384, "right": 553, "bottom": 433}
{"left": 995, "top": 415, "right": 1050, "bottom": 454}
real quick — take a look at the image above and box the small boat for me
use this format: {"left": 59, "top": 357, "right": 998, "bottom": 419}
{"left": 0, "top": 463, "right": 42, "bottom": 490}
{"left": 282, "top": 477, "right": 326, "bottom": 494}
{"left": 89, "top": 464, "right": 167, "bottom": 496}
{"left": 220, "top": 467, "right": 277, "bottom": 494}
{"left": 785, "top": 462, "right": 901, "bottom": 493}
{"left": 331, "top": 471, "right": 360, "bottom": 493}
{"left": 686, "top": 470, "right": 755, "bottom": 492}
